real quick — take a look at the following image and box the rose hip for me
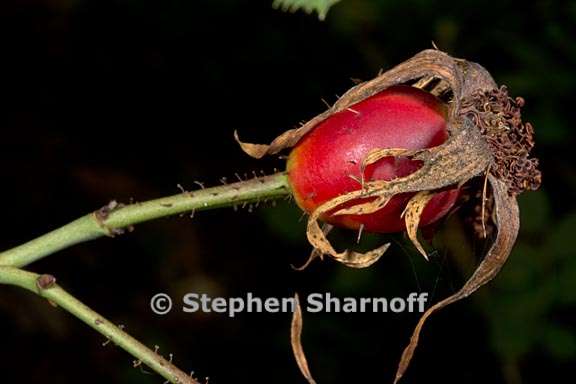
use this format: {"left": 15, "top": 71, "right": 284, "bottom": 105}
{"left": 287, "top": 85, "right": 459, "bottom": 232}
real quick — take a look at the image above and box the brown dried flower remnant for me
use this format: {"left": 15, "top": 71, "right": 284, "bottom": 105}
{"left": 460, "top": 85, "right": 542, "bottom": 195}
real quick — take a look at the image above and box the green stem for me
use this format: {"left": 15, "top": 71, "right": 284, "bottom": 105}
{"left": 0, "top": 173, "right": 291, "bottom": 268}
{"left": 0, "top": 266, "right": 199, "bottom": 384}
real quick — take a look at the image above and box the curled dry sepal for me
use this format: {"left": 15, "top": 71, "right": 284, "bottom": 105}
{"left": 236, "top": 50, "right": 541, "bottom": 382}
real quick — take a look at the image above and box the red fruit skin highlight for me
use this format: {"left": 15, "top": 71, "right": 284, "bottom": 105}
{"left": 287, "top": 85, "right": 460, "bottom": 233}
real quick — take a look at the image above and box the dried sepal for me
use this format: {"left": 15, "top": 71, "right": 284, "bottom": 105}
{"left": 291, "top": 293, "right": 317, "bottom": 384}
{"left": 292, "top": 248, "right": 322, "bottom": 271}
{"left": 306, "top": 206, "right": 390, "bottom": 267}
{"left": 233, "top": 130, "right": 271, "bottom": 159}
{"left": 332, "top": 194, "right": 392, "bottom": 217}
{"left": 362, "top": 148, "right": 422, "bottom": 170}
{"left": 291, "top": 224, "right": 333, "bottom": 271}
{"left": 402, "top": 191, "right": 435, "bottom": 260}
{"left": 393, "top": 175, "right": 519, "bottom": 383}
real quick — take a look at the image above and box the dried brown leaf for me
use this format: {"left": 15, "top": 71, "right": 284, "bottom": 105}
{"left": 393, "top": 175, "right": 519, "bottom": 383}
{"left": 291, "top": 294, "right": 317, "bottom": 384}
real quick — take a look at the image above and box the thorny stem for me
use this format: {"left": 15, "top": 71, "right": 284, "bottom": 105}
{"left": 0, "top": 267, "right": 199, "bottom": 384}
{"left": 0, "top": 173, "right": 291, "bottom": 268}
{"left": 0, "top": 172, "right": 291, "bottom": 382}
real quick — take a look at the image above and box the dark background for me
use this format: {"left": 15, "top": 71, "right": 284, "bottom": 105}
{"left": 1, "top": 0, "right": 575, "bottom": 383}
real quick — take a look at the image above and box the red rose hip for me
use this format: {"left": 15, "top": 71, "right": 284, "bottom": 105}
{"left": 287, "top": 85, "right": 459, "bottom": 233}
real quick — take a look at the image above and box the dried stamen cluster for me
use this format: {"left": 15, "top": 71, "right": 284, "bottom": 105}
{"left": 461, "top": 86, "right": 542, "bottom": 195}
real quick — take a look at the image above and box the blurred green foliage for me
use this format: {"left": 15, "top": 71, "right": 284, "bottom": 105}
{"left": 273, "top": 0, "right": 342, "bottom": 20}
